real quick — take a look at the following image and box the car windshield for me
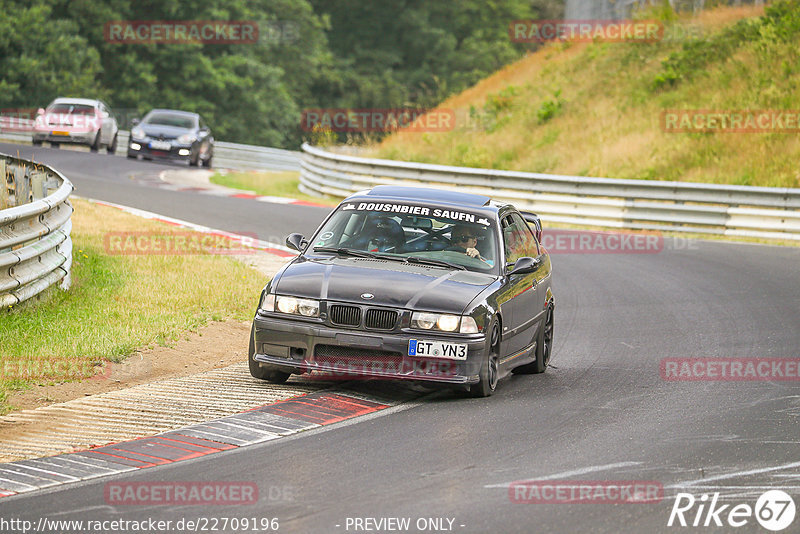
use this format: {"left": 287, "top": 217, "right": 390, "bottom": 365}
{"left": 309, "top": 201, "right": 499, "bottom": 273}
{"left": 143, "top": 113, "right": 196, "bottom": 129}
{"left": 47, "top": 104, "right": 95, "bottom": 115}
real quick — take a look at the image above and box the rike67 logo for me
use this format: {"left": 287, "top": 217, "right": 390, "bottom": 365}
{"left": 668, "top": 490, "right": 796, "bottom": 531}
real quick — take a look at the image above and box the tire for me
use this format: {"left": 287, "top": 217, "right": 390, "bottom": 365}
{"left": 32, "top": 139, "right": 42, "bottom": 146}
{"left": 201, "top": 155, "right": 212, "bottom": 168}
{"left": 248, "top": 324, "right": 291, "bottom": 384}
{"left": 514, "top": 305, "right": 554, "bottom": 375}
{"left": 90, "top": 131, "right": 101, "bottom": 152}
{"left": 50, "top": 142, "right": 60, "bottom": 148}
{"left": 469, "top": 320, "right": 500, "bottom": 397}
{"left": 189, "top": 152, "right": 199, "bottom": 166}
{"left": 107, "top": 133, "right": 118, "bottom": 154}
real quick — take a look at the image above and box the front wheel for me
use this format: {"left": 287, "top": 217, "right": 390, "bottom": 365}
{"left": 248, "top": 324, "right": 290, "bottom": 384}
{"left": 32, "top": 139, "right": 42, "bottom": 146}
{"left": 469, "top": 321, "right": 499, "bottom": 397}
{"left": 515, "top": 305, "right": 553, "bottom": 375}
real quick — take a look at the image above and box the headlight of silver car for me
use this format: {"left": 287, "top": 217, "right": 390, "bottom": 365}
{"left": 177, "top": 133, "right": 197, "bottom": 144}
{"left": 131, "top": 126, "right": 145, "bottom": 139}
{"left": 411, "top": 312, "right": 478, "bottom": 333}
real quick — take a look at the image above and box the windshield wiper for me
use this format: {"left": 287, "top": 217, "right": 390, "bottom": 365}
{"left": 312, "top": 246, "right": 378, "bottom": 259}
{"left": 405, "top": 256, "right": 466, "bottom": 270}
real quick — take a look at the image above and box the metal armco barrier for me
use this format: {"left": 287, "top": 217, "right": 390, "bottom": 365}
{"left": 0, "top": 153, "right": 73, "bottom": 307}
{"left": 299, "top": 143, "right": 800, "bottom": 241}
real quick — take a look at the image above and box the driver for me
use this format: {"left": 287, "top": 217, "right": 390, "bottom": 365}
{"left": 449, "top": 224, "right": 486, "bottom": 260}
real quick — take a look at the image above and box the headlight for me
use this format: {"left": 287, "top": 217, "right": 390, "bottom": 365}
{"left": 275, "top": 295, "right": 319, "bottom": 317}
{"left": 412, "top": 312, "right": 438, "bottom": 330}
{"left": 131, "top": 126, "right": 145, "bottom": 139}
{"left": 436, "top": 315, "right": 460, "bottom": 332}
{"left": 411, "top": 312, "right": 477, "bottom": 333}
{"left": 177, "top": 133, "right": 196, "bottom": 144}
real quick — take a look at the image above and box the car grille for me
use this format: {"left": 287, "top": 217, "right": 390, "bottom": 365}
{"left": 365, "top": 308, "right": 397, "bottom": 330}
{"left": 329, "top": 305, "right": 361, "bottom": 326}
{"left": 314, "top": 345, "right": 403, "bottom": 370}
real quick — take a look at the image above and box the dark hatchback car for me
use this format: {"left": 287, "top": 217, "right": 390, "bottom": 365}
{"left": 250, "top": 185, "right": 554, "bottom": 397}
{"left": 127, "top": 109, "right": 214, "bottom": 166}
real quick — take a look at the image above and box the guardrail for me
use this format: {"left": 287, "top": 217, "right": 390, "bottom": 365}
{"left": 299, "top": 143, "right": 800, "bottom": 241}
{"left": 0, "top": 129, "right": 301, "bottom": 172}
{"left": 0, "top": 154, "right": 73, "bottom": 307}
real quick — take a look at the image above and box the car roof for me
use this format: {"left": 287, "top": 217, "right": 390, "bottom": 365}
{"left": 347, "top": 185, "right": 497, "bottom": 209}
{"left": 147, "top": 109, "right": 200, "bottom": 118}
{"left": 50, "top": 98, "right": 99, "bottom": 106}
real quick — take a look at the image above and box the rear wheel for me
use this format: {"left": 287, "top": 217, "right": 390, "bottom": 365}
{"left": 107, "top": 133, "right": 118, "bottom": 154}
{"left": 50, "top": 142, "right": 60, "bottom": 148}
{"left": 32, "top": 139, "right": 42, "bottom": 146}
{"left": 90, "top": 131, "right": 101, "bottom": 152}
{"left": 201, "top": 155, "right": 212, "bottom": 168}
{"left": 248, "top": 324, "right": 291, "bottom": 384}
{"left": 469, "top": 321, "right": 499, "bottom": 397}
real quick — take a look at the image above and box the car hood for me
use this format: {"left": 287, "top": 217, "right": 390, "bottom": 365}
{"left": 139, "top": 123, "right": 192, "bottom": 139}
{"left": 274, "top": 256, "right": 496, "bottom": 313}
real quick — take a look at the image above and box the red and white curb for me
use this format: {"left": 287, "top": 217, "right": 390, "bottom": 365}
{"left": 0, "top": 387, "right": 417, "bottom": 498}
{"left": 79, "top": 197, "right": 299, "bottom": 258}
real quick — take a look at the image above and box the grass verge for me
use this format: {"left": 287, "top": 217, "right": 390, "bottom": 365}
{"left": 210, "top": 170, "right": 341, "bottom": 206}
{"left": 0, "top": 198, "right": 267, "bottom": 414}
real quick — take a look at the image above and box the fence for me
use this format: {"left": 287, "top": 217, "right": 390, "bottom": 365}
{"left": 299, "top": 143, "right": 800, "bottom": 241}
{"left": 0, "top": 154, "right": 73, "bottom": 307}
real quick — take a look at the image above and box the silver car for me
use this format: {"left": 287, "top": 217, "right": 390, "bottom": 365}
{"left": 32, "top": 97, "right": 119, "bottom": 153}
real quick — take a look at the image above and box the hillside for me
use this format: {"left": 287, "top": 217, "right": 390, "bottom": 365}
{"left": 373, "top": 3, "right": 800, "bottom": 188}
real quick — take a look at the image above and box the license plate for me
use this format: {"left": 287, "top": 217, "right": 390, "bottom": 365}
{"left": 149, "top": 141, "right": 171, "bottom": 150}
{"left": 408, "top": 340, "right": 467, "bottom": 360}
{"left": 51, "top": 131, "right": 69, "bottom": 136}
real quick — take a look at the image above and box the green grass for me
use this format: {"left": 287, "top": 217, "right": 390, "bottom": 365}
{"left": 0, "top": 198, "right": 267, "bottom": 414}
{"left": 210, "top": 170, "right": 341, "bottom": 206}
{"left": 374, "top": 3, "right": 800, "bottom": 188}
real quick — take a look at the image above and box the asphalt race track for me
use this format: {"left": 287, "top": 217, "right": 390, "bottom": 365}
{"left": 2, "top": 142, "right": 800, "bottom": 533}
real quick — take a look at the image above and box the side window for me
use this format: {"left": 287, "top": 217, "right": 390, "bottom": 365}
{"left": 502, "top": 213, "right": 539, "bottom": 265}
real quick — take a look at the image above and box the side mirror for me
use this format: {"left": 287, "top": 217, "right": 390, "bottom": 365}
{"left": 131, "top": 118, "right": 140, "bottom": 126}
{"left": 285, "top": 233, "right": 306, "bottom": 252}
{"left": 521, "top": 211, "right": 543, "bottom": 243}
{"left": 507, "top": 256, "right": 540, "bottom": 275}
{"left": 37, "top": 108, "right": 45, "bottom": 115}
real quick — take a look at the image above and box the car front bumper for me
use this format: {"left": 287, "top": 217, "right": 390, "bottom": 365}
{"left": 128, "top": 139, "right": 194, "bottom": 161}
{"left": 252, "top": 314, "right": 488, "bottom": 385}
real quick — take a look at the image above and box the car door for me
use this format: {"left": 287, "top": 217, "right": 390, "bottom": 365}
{"left": 500, "top": 212, "right": 541, "bottom": 356}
